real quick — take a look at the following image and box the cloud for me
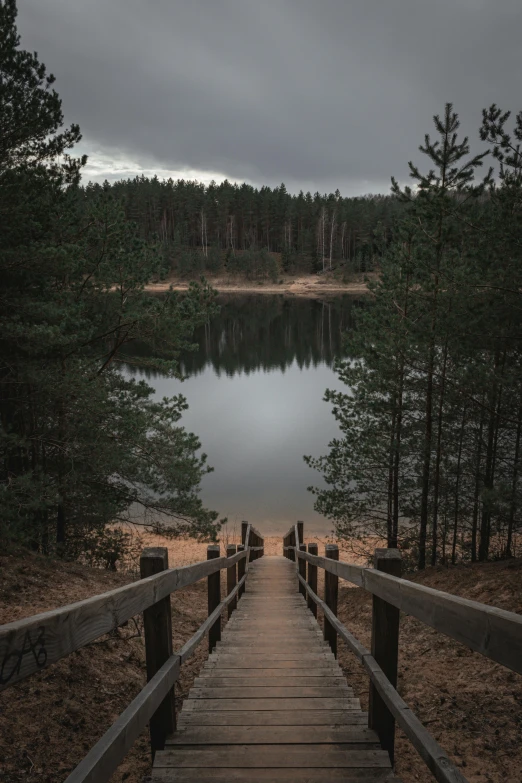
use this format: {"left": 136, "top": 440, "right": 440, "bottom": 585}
{"left": 16, "top": 0, "right": 522, "bottom": 194}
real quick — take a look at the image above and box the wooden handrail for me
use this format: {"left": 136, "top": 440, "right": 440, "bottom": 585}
{"left": 286, "top": 520, "right": 521, "bottom": 783}
{"left": 296, "top": 572, "right": 468, "bottom": 783}
{"left": 0, "top": 548, "right": 249, "bottom": 690}
{"left": 64, "top": 569, "right": 249, "bottom": 783}
{"left": 1, "top": 523, "right": 264, "bottom": 782}
{"left": 293, "top": 547, "right": 522, "bottom": 675}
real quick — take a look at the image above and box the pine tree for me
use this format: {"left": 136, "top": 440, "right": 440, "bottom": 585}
{"left": 0, "top": 1, "right": 221, "bottom": 558}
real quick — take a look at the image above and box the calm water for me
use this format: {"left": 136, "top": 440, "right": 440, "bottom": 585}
{"left": 127, "top": 295, "right": 362, "bottom": 536}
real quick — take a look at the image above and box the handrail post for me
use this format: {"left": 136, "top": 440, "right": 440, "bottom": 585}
{"left": 237, "top": 544, "right": 246, "bottom": 597}
{"left": 207, "top": 545, "right": 221, "bottom": 653}
{"left": 368, "top": 548, "right": 402, "bottom": 766}
{"left": 241, "top": 521, "right": 248, "bottom": 547}
{"left": 297, "top": 520, "right": 304, "bottom": 547}
{"left": 298, "top": 544, "right": 307, "bottom": 597}
{"left": 289, "top": 529, "right": 295, "bottom": 562}
{"left": 307, "top": 543, "right": 318, "bottom": 617}
{"left": 226, "top": 544, "right": 237, "bottom": 618}
{"left": 140, "top": 547, "right": 176, "bottom": 759}
{"left": 323, "top": 544, "right": 339, "bottom": 657}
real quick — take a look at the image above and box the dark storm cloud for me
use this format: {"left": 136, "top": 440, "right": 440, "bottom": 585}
{"left": 16, "top": 0, "right": 522, "bottom": 193}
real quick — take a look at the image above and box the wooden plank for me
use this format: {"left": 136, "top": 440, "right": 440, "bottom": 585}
{"left": 213, "top": 644, "right": 330, "bottom": 652}
{"left": 151, "top": 769, "right": 397, "bottom": 782}
{"left": 181, "top": 698, "right": 360, "bottom": 711}
{"left": 0, "top": 554, "right": 243, "bottom": 690}
{"left": 177, "top": 710, "right": 368, "bottom": 727}
{"left": 195, "top": 677, "right": 348, "bottom": 687}
{"left": 189, "top": 686, "right": 352, "bottom": 698}
{"left": 201, "top": 665, "right": 343, "bottom": 674}
{"left": 154, "top": 746, "right": 390, "bottom": 768}
{"left": 166, "top": 725, "right": 379, "bottom": 745}
{"left": 205, "top": 655, "right": 335, "bottom": 665}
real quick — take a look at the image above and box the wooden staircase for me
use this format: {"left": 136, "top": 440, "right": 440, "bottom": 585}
{"left": 151, "top": 555, "right": 395, "bottom": 782}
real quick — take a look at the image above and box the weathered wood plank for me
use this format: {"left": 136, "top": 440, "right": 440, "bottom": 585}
{"left": 195, "top": 677, "right": 348, "bottom": 687}
{"left": 166, "top": 725, "right": 379, "bottom": 745}
{"left": 177, "top": 710, "right": 368, "bottom": 727}
{"left": 151, "top": 768, "right": 397, "bottom": 781}
{"left": 189, "top": 686, "right": 352, "bottom": 699}
{"left": 154, "top": 746, "right": 390, "bottom": 768}
{"left": 181, "top": 698, "right": 360, "bottom": 711}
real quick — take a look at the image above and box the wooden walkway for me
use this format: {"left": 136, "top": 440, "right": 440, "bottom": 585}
{"left": 151, "top": 556, "right": 395, "bottom": 782}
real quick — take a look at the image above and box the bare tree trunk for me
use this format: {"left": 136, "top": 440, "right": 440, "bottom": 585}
{"left": 506, "top": 395, "right": 522, "bottom": 557}
{"left": 419, "top": 344, "right": 434, "bottom": 570}
{"left": 431, "top": 339, "right": 449, "bottom": 565}
{"left": 387, "top": 411, "right": 397, "bottom": 546}
{"left": 471, "top": 405, "right": 485, "bottom": 562}
{"left": 329, "top": 209, "right": 336, "bottom": 270}
{"left": 479, "top": 350, "right": 504, "bottom": 561}
{"left": 451, "top": 405, "right": 467, "bottom": 564}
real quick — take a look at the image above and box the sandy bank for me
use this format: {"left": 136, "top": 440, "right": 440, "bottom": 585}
{"left": 145, "top": 273, "right": 372, "bottom": 298}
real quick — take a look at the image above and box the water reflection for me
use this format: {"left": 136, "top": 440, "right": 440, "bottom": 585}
{"left": 125, "top": 294, "right": 361, "bottom": 534}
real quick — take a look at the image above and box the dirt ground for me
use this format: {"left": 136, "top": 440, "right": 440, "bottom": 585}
{"left": 145, "top": 272, "right": 373, "bottom": 298}
{"left": 1, "top": 543, "right": 520, "bottom": 783}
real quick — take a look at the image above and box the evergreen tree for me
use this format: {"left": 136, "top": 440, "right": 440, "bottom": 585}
{"left": 0, "top": 1, "right": 221, "bottom": 559}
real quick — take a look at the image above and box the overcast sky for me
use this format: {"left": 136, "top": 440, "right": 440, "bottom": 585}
{"left": 16, "top": 0, "right": 521, "bottom": 196}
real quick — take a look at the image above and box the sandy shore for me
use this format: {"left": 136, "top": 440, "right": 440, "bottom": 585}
{"left": 145, "top": 273, "right": 372, "bottom": 298}
{"left": 134, "top": 532, "right": 374, "bottom": 566}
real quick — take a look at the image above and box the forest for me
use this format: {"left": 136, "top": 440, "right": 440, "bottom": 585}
{"left": 2, "top": 0, "right": 522, "bottom": 574}
{"left": 307, "top": 104, "right": 522, "bottom": 569}
{"left": 87, "top": 176, "right": 406, "bottom": 278}
{"left": 0, "top": 1, "right": 223, "bottom": 564}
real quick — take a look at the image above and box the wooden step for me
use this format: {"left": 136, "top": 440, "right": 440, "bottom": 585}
{"left": 152, "top": 555, "right": 393, "bottom": 782}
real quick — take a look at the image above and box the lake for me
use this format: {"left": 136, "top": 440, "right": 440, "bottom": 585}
{"left": 126, "top": 294, "right": 362, "bottom": 536}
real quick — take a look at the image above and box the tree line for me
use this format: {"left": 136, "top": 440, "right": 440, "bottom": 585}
{"left": 92, "top": 176, "right": 407, "bottom": 277}
{"left": 307, "top": 103, "right": 522, "bottom": 569}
